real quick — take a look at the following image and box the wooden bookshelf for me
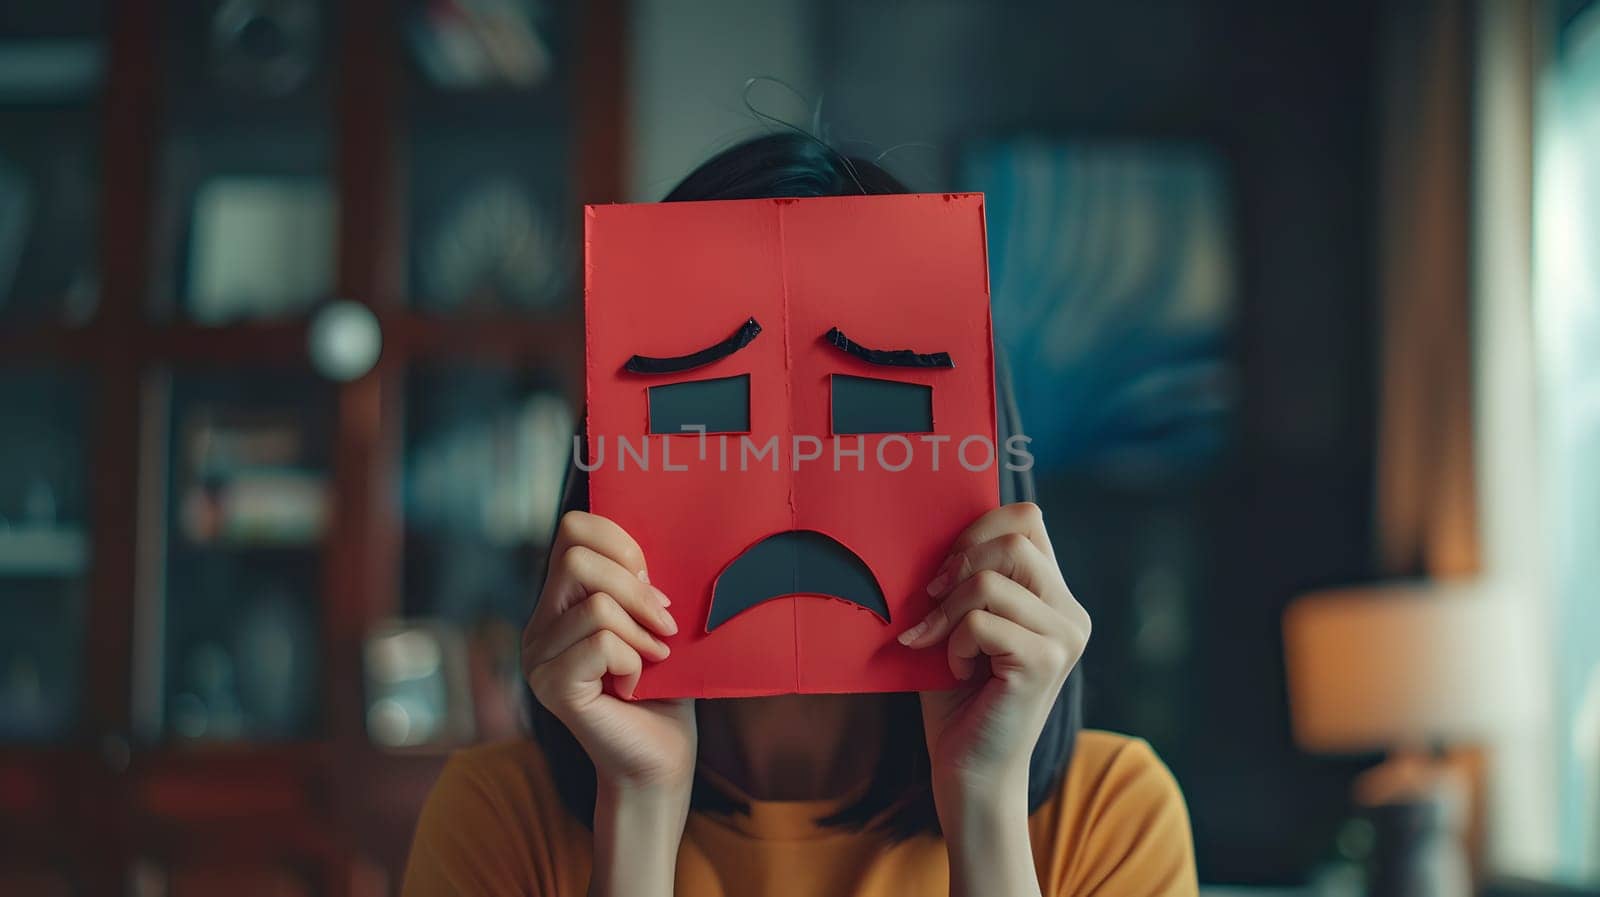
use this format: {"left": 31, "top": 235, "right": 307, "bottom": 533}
{"left": 0, "top": 1, "right": 624, "bottom": 894}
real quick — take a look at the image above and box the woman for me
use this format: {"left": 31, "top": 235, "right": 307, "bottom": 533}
{"left": 402, "top": 133, "right": 1197, "bottom": 897}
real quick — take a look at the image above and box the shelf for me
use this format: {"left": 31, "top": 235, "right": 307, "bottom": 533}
{"left": 130, "top": 739, "right": 328, "bottom": 774}
{"left": 395, "top": 311, "right": 583, "bottom": 364}
{"left": 171, "top": 539, "right": 320, "bottom": 554}
{"left": 0, "top": 323, "right": 98, "bottom": 361}
{"left": 0, "top": 746, "right": 91, "bottom": 811}
{"left": 128, "top": 742, "right": 331, "bottom": 841}
{"left": 0, "top": 309, "right": 587, "bottom": 368}
{"left": 0, "top": 527, "right": 87, "bottom": 577}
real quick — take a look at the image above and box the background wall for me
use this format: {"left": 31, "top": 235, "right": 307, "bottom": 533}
{"left": 627, "top": 0, "right": 817, "bottom": 200}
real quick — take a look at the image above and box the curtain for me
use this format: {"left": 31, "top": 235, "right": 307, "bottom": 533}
{"left": 1374, "top": 0, "right": 1481, "bottom": 578}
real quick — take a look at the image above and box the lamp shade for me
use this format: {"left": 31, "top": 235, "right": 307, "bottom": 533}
{"left": 1283, "top": 580, "right": 1526, "bottom": 754}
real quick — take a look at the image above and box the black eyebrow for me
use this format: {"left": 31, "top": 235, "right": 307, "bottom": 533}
{"left": 624, "top": 317, "right": 763, "bottom": 374}
{"left": 823, "top": 327, "right": 954, "bottom": 368}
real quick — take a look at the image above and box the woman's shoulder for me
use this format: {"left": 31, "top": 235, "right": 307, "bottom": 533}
{"left": 402, "top": 740, "right": 589, "bottom": 896}
{"left": 1029, "top": 729, "right": 1198, "bottom": 895}
{"left": 436, "top": 738, "right": 563, "bottom": 797}
{"left": 422, "top": 738, "right": 584, "bottom": 843}
{"left": 1064, "top": 729, "right": 1173, "bottom": 786}
{"left": 1047, "top": 728, "right": 1189, "bottom": 829}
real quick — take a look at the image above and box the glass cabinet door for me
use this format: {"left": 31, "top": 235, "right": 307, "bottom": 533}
{"left": 0, "top": 2, "right": 105, "bottom": 325}
{"left": 0, "top": 371, "right": 89, "bottom": 743}
{"left": 370, "top": 365, "right": 571, "bottom": 748}
{"left": 150, "top": 0, "right": 336, "bottom": 324}
{"left": 402, "top": 366, "right": 571, "bottom": 621}
{"left": 402, "top": 0, "right": 576, "bottom": 314}
{"left": 145, "top": 370, "right": 332, "bottom": 742}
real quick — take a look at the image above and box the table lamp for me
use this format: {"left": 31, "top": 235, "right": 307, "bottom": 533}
{"left": 1284, "top": 580, "right": 1528, "bottom": 897}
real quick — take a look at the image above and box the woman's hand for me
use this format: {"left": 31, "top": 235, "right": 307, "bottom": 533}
{"left": 903, "top": 502, "right": 1090, "bottom": 897}
{"left": 523, "top": 510, "right": 693, "bottom": 897}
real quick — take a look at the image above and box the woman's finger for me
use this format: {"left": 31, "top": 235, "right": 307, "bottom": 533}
{"left": 549, "top": 510, "right": 652, "bottom": 581}
{"left": 944, "top": 608, "right": 1067, "bottom": 683}
{"left": 536, "top": 511, "right": 662, "bottom": 625}
{"left": 899, "top": 568, "right": 1065, "bottom": 649}
{"left": 945, "top": 502, "right": 1052, "bottom": 559}
{"left": 925, "top": 531, "right": 1070, "bottom": 609}
{"left": 529, "top": 629, "right": 645, "bottom": 708}
{"left": 542, "top": 544, "right": 678, "bottom": 637}
{"left": 525, "top": 592, "right": 671, "bottom": 669}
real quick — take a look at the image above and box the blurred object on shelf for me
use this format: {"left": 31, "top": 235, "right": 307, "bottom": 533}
{"left": 186, "top": 176, "right": 333, "bottom": 323}
{"left": 167, "top": 582, "right": 317, "bottom": 741}
{"left": 234, "top": 583, "right": 318, "bottom": 734}
{"left": 0, "top": 143, "right": 98, "bottom": 323}
{"left": 208, "top": 0, "right": 321, "bottom": 97}
{"left": 407, "top": 387, "right": 571, "bottom": 547}
{"left": 419, "top": 175, "right": 564, "bottom": 311}
{"left": 178, "top": 406, "right": 329, "bottom": 545}
{"left": 0, "top": 40, "right": 103, "bottom": 100}
{"left": 168, "top": 640, "right": 244, "bottom": 740}
{"left": 0, "top": 373, "right": 88, "bottom": 573}
{"left": 363, "top": 620, "right": 474, "bottom": 749}
{"left": 0, "top": 373, "right": 87, "bottom": 741}
{"left": 0, "top": 651, "right": 70, "bottom": 740}
{"left": 0, "top": 525, "right": 86, "bottom": 577}
{"left": 406, "top": 0, "right": 552, "bottom": 89}
{"left": 965, "top": 141, "right": 1237, "bottom": 481}
{"left": 307, "top": 299, "right": 384, "bottom": 382}
{"left": 0, "top": 581, "right": 82, "bottom": 741}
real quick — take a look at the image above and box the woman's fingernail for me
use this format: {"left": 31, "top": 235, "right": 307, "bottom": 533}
{"left": 658, "top": 607, "right": 679, "bottom": 636}
{"left": 652, "top": 635, "right": 671, "bottom": 655}
{"left": 652, "top": 585, "right": 671, "bottom": 607}
{"left": 637, "top": 568, "right": 651, "bottom": 584}
{"left": 898, "top": 618, "right": 930, "bottom": 646}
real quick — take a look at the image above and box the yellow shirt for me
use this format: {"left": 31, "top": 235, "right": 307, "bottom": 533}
{"left": 402, "top": 729, "right": 1197, "bottom": 896}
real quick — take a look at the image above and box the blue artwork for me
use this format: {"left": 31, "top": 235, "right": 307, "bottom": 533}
{"left": 964, "top": 142, "right": 1237, "bottom": 479}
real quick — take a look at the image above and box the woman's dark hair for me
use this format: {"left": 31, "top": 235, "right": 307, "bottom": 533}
{"left": 531, "top": 131, "right": 1083, "bottom": 839}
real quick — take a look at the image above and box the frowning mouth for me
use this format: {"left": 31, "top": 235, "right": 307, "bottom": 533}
{"left": 707, "top": 530, "right": 889, "bottom": 631}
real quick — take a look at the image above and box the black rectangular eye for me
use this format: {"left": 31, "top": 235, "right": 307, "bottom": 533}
{"left": 831, "top": 374, "right": 933, "bottom": 434}
{"left": 648, "top": 374, "right": 750, "bottom": 434}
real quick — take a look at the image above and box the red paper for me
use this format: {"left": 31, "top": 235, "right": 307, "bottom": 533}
{"left": 584, "top": 193, "right": 998, "bottom": 698}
